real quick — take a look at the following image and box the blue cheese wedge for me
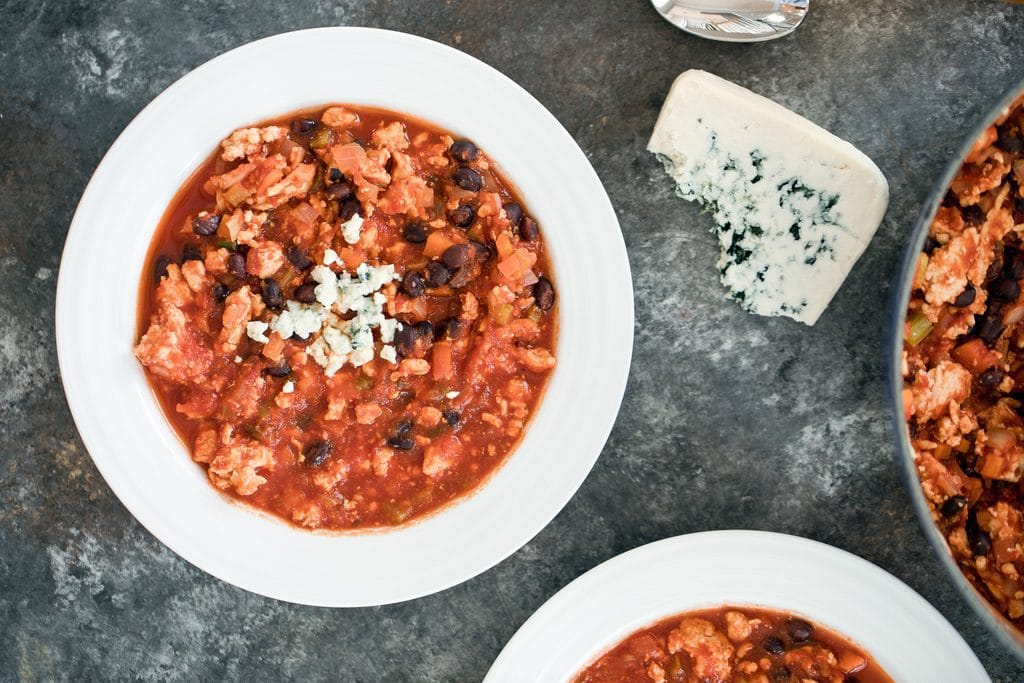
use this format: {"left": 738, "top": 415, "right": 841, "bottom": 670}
{"left": 648, "top": 70, "right": 889, "bottom": 325}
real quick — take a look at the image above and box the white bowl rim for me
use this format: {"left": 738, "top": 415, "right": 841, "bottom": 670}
{"left": 55, "top": 27, "right": 634, "bottom": 607}
{"left": 485, "top": 530, "right": 987, "bottom": 682}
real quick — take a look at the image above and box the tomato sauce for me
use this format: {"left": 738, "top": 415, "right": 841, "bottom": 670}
{"left": 135, "top": 104, "right": 557, "bottom": 530}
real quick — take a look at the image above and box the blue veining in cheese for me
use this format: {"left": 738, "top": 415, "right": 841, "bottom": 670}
{"left": 649, "top": 70, "right": 889, "bottom": 325}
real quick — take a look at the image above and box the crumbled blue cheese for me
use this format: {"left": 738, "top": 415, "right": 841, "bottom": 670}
{"left": 380, "top": 318, "right": 399, "bottom": 344}
{"left": 311, "top": 265, "right": 339, "bottom": 308}
{"left": 648, "top": 70, "right": 889, "bottom": 326}
{"left": 446, "top": 391, "right": 460, "bottom": 399}
{"left": 282, "top": 380, "right": 295, "bottom": 394}
{"left": 322, "top": 248, "right": 341, "bottom": 266}
{"left": 251, "top": 259, "right": 402, "bottom": 377}
{"left": 340, "top": 214, "right": 364, "bottom": 245}
{"left": 246, "top": 321, "right": 270, "bottom": 343}
{"left": 269, "top": 301, "right": 324, "bottom": 340}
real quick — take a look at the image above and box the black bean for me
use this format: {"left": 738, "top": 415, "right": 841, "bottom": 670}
{"left": 287, "top": 245, "right": 313, "bottom": 270}
{"left": 957, "top": 450, "right": 980, "bottom": 479}
{"left": 963, "top": 205, "right": 986, "bottom": 226}
{"left": 387, "top": 436, "right": 415, "bottom": 450}
{"left": 414, "top": 321, "right": 435, "bottom": 339}
{"left": 999, "top": 130, "right": 1023, "bottom": 154}
{"left": 503, "top": 202, "right": 523, "bottom": 227}
{"left": 443, "top": 409, "right": 461, "bottom": 426}
{"left": 227, "top": 252, "right": 247, "bottom": 278}
{"left": 470, "top": 240, "right": 492, "bottom": 262}
{"left": 213, "top": 283, "right": 229, "bottom": 302}
{"left": 448, "top": 265, "right": 475, "bottom": 288}
{"left": 533, "top": 277, "right": 556, "bottom": 311}
{"left": 395, "top": 325, "right": 417, "bottom": 357}
{"left": 394, "top": 420, "right": 413, "bottom": 436}
{"left": 236, "top": 243, "right": 250, "bottom": 257}
{"left": 448, "top": 203, "right": 476, "bottom": 228}
{"left": 976, "top": 314, "right": 1004, "bottom": 343}
{"left": 263, "top": 363, "right": 292, "bottom": 378}
{"left": 922, "top": 236, "right": 940, "bottom": 254}
{"left": 291, "top": 117, "right": 316, "bottom": 134}
{"left": 1003, "top": 245, "right": 1019, "bottom": 269}
{"left": 986, "top": 259, "right": 1003, "bottom": 282}
{"left": 940, "top": 495, "right": 968, "bottom": 518}
{"left": 952, "top": 284, "right": 976, "bottom": 308}
{"left": 968, "top": 522, "right": 992, "bottom": 556}
{"left": 328, "top": 167, "right": 343, "bottom": 183}
{"left": 440, "top": 318, "right": 462, "bottom": 339}
{"left": 326, "top": 180, "right": 354, "bottom": 201}
{"left": 262, "top": 278, "right": 284, "bottom": 309}
{"left": 453, "top": 166, "right": 483, "bottom": 192}
{"left": 304, "top": 440, "right": 332, "bottom": 468}
{"left": 340, "top": 198, "right": 361, "bottom": 221}
{"left": 294, "top": 282, "right": 317, "bottom": 304}
{"left": 979, "top": 369, "right": 1005, "bottom": 388}
{"left": 192, "top": 214, "right": 221, "bottom": 236}
{"left": 403, "top": 221, "right": 428, "bottom": 244}
{"left": 519, "top": 216, "right": 540, "bottom": 241}
{"left": 443, "top": 244, "right": 472, "bottom": 268}
{"left": 424, "top": 261, "right": 452, "bottom": 287}
{"left": 154, "top": 255, "right": 172, "bottom": 281}
{"left": 764, "top": 636, "right": 785, "bottom": 655}
{"left": 182, "top": 244, "right": 203, "bottom": 262}
{"left": 1007, "top": 247, "right": 1024, "bottom": 279}
{"left": 786, "top": 620, "right": 812, "bottom": 643}
{"left": 402, "top": 271, "right": 426, "bottom": 298}
{"left": 991, "top": 277, "right": 1020, "bottom": 301}
{"left": 449, "top": 139, "right": 478, "bottom": 163}
{"left": 771, "top": 666, "right": 792, "bottom": 683}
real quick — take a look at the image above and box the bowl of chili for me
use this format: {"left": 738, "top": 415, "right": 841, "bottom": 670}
{"left": 888, "top": 77, "right": 1024, "bottom": 659}
{"left": 56, "top": 28, "right": 633, "bottom": 606}
{"left": 485, "top": 531, "right": 986, "bottom": 681}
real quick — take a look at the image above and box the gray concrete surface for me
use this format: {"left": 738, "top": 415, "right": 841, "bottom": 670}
{"left": 2, "top": 0, "right": 1023, "bottom": 679}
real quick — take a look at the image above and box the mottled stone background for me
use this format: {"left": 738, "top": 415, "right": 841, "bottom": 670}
{"left": 2, "top": 0, "right": 1023, "bottom": 680}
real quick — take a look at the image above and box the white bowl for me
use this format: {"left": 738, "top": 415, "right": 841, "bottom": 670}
{"left": 56, "top": 28, "right": 633, "bottom": 607}
{"left": 486, "top": 531, "right": 988, "bottom": 682}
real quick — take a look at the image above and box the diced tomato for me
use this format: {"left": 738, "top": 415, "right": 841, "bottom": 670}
{"left": 432, "top": 341, "right": 453, "bottom": 380}
{"left": 423, "top": 231, "right": 455, "bottom": 259}
{"left": 951, "top": 338, "right": 1000, "bottom": 375}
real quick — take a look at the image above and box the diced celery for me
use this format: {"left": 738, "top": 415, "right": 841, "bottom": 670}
{"left": 913, "top": 253, "right": 929, "bottom": 289}
{"left": 491, "top": 303, "right": 513, "bottom": 325}
{"left": 907, "top": 311, "right": 933, "bottom": 346}
{"left": 310, "top": 127, "right": 332, "bottom": 150}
